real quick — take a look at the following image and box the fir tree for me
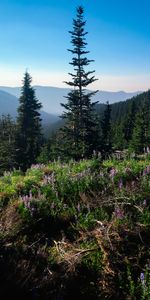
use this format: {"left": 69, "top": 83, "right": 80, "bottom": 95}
{"left": 123, "top": 101, "right": 136, "bottom": 146}
{"left": 61, "top": 6, "right": 98, "bottom": 160}
{"left": 0, "top": 115, "right": 16, "bottom": 174}
{"left": 101, "top": 101, "right": 112, "bottom": 155}
{"left": 15, "top": 72, "right": 42, "bottom": 170}
{"left": 112, "top": 121, "right": 125, "bottom": 150}
{"left": 130, "top": 98, "right": 150, "bottom": 153}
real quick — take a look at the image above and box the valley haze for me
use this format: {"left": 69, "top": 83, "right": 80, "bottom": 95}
{"left": 0, "top": 85, "right": 141, "bottom": 116}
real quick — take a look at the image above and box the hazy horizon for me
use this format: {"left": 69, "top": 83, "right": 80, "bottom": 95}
{"left": 0, "top": 72, "right": 147, "bottom": 93}
{"left": 0, "top": 81, "right": 144, "bottom": 93}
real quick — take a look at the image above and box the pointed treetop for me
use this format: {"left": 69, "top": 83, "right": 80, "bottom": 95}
{"left": 22, "top": 71, "right": 32, "bottom": 88}
{"left": 77, "top": 6, "right": 84, "bottom": 15}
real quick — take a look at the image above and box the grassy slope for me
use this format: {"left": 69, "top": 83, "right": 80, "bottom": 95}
{"left": 0, "top": 157, "right": 150, "bottom": 299}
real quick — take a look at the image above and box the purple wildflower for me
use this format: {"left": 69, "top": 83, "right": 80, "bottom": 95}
{"left": 118, "top": 178, "right": 123, "bottom": 190}
{"left": 109, "top": 167, "right": 117, "bottom": 178}
{"left": 140, "top": 272, "right": 145, "bottom": 285}
{"left": 21, "top": 195, "right": 31, "bottom": 209}
{"left": 114, "top": 207, "right": 124, "bottom": 219}
{"left": 143, "top": 165, "right": 150, "bottom": 176}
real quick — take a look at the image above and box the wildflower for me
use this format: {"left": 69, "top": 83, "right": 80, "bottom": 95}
{"left": 29, "top": 191, "right": 32, "bottom": 200}
{"left": 143, "top": 199, "right": 147, "bottom": 207}
{"left": 143, "top": 165, "right": 150, "bottom": 176}
{"left": 51, "top": 202, "right": 55, "bottom": 209}
{"left": 140, "top": 272, "right": 145, "bottom": 285}
{"left": 109, "top": 167, "right": 117, "bottom": 178}
{"left": 20, "top": 194, "right": 31, "bottom": 209}
{"left": 31, "top": 163, "right": 45, "bottom": 170}
{"left": 77, "top": 202, "right": 81, "bottom": 212}
{"left": 118, "top": 178, "right": 123, "bottom": 190}
{"left": 114, "top": 207, "right": 124, "bottom": 219}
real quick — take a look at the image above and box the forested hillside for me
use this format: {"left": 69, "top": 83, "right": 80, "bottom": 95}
{"left": 45, "top": 90, "right": 150, "bottom": 152}
{"left": 109, "top": 90, "right": 150, "bottom": 122}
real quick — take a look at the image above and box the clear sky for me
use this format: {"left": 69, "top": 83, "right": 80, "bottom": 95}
{"left": 0, "top": 0, "right": 150, "bottom": 91}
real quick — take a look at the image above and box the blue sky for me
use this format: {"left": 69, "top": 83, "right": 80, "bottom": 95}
{"left": 0, "top": 0, "right": 150, "bottom": 91}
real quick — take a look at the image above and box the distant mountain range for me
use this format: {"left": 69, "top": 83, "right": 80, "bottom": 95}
{"left": 0, "top": 89, "right": 59, "bottom": 126}
{"left": 1, "top": 86, "right": 149, "bottom": 140}
{"left": 0, "top": 85, "right": 142, "bottom": 115}
{"left": 0, "top": 90, "right": 18, "bottom": 117}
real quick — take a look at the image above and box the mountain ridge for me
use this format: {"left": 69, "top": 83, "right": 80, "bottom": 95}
{"left": 0, "top": 89, "right": 59, "bottom": 125}
{"left": 0, "top": 85, "right": 142, "bottom": 115}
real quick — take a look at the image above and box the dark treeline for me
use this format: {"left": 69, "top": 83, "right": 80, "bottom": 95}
{"left": 0, "top": 6, "right": 150, "bottom": 174}
{"left": 111, "top": 90, "right": 150, "bottom": 150}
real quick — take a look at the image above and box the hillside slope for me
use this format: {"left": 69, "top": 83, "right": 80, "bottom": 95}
{"left": 0, "top": 157, "right": 150, "bottom": 299}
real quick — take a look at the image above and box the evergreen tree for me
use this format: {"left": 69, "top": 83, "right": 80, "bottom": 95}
{"left": 112, "top": 121, "right": 125, "bottom": 150}
{"left": 130, "top": 98, "right": 150, "bottom": 153}
{"left": 123, "top": 101, "right": 136, "bottom": 146}
{"left": 15, "top": 72, "right": 42, "bottom": 170}
{"left": 0, "top": 115, "right": 16, "bottom": 174}
{"left": 101, "top": 101, "right": 112, "bottom": 155}
{"left": 61, "top": 6, "right": 98, "bottom": 160}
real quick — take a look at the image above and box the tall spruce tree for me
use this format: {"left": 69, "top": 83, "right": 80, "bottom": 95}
{"left": 61, "top": 6, "right": 98, "bottom": 160}
{"left": 15, "top": 72, "right": 42, "bottom": 170}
